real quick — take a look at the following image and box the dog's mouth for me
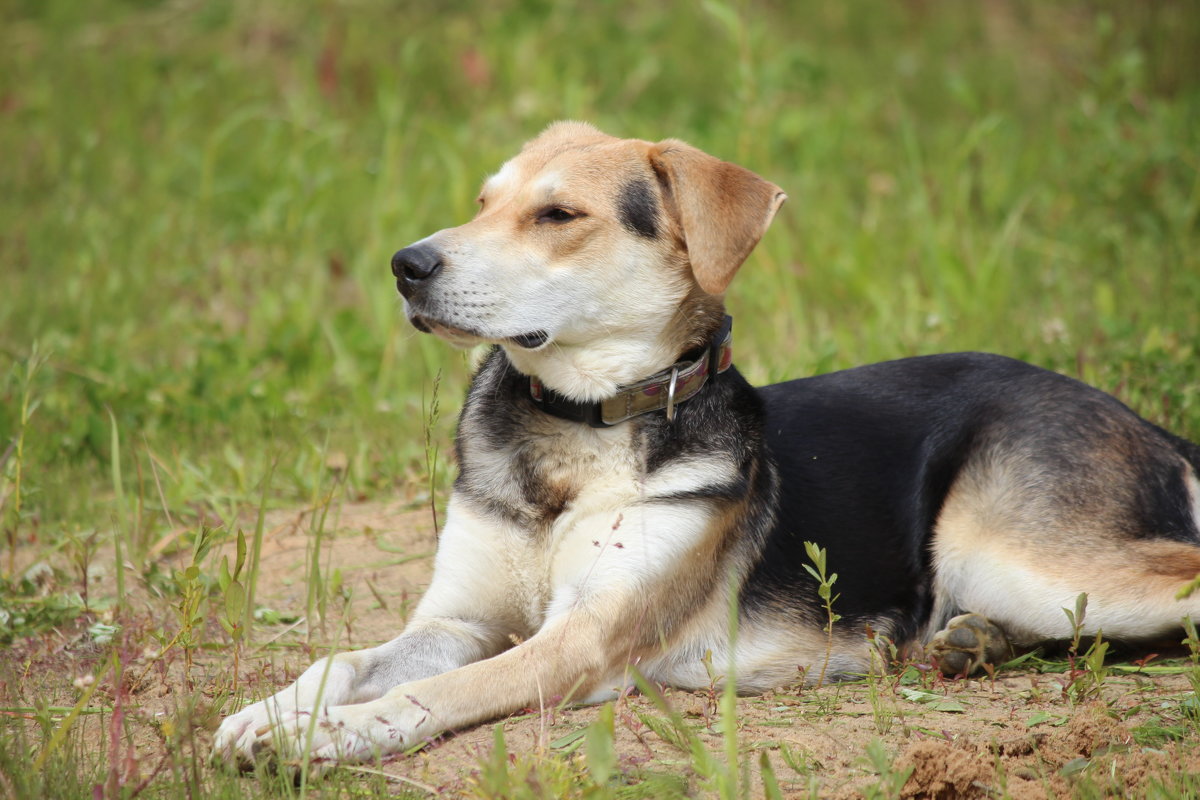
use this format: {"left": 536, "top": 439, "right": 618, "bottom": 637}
{"left": 408, "top": 313, "right": 481, "bottom": 344}
{"left": 509, "top": 330, "right": 550, "bottom": 349}
{"left": 407, "top": 312, "right": 550, "bottom": 350}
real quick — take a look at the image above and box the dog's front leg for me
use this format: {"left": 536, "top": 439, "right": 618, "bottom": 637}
{"left": 249, "top": 607, "right": 617, "bottom": 763}
{"left": 247, "top": 498, "right": 723, "bottom": 764}
{"left": 213, "top": 499, "right": 526, "bottom": 766}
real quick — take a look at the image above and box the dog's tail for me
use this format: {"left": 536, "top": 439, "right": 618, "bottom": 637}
{"left": 1170, "top": 429, "right": 1200, "bottom": 475}
{"left": 1168, "top": 429, "right": 1200, "bottom": 540}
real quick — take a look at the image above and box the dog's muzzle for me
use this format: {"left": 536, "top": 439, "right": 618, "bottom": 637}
{"left": 391, "top": 244, "right": 442, "bottom": 299}
{"left": 391, "top": 244, "right": 549, "bottom": 348}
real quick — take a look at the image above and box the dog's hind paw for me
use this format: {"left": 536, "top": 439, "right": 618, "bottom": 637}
{"left": 927, "top": 613, "right": 1012, "bottom": 677}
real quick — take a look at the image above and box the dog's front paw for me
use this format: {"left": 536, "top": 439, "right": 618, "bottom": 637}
{"left": 211, "top": 658, "right": 363, "bottom": 769}
{"left": 212, "top": 698, "right": 301, "bottom": 770}
{"left": 927, "top": 613, "right": 1012, "bottom": 677}
{"left": 250, "top": 702, "right": 419, "bottom": 767}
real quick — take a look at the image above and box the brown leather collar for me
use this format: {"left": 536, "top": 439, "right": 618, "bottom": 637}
{"left": 528, "top": 316, "right": 734, "bottom": 428}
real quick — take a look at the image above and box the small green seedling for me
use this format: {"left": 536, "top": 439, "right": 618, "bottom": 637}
{"left": 1061, "top": 592, "right": 1110, "bottom": 703}
{"left": 217, "top": 529, "right": 248, "bottom": 686}
{"left": 802, "top": 541, "right": 841, "bottom": 688}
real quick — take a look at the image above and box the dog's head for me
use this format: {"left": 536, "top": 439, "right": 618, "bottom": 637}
{"left": 393, "top": 122, "right": 786, "bottom": 400}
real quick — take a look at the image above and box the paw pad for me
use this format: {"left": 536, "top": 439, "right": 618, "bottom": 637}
{"left": 927, "top": 613, "right": 1011, "bottom": 677}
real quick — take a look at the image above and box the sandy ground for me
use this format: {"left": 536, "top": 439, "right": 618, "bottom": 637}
{"left": 6, "top": 501, "right": 1200, "bottom": 798}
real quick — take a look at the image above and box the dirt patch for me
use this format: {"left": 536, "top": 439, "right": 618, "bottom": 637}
{"left": 880, "top": 702, "right": 1200, "bottom": 800}
{"left": 896, "top": 739, "right": 992, "bottom": 799}
{"left": 5, "top": 501, "right": 1200, "bottom": 797}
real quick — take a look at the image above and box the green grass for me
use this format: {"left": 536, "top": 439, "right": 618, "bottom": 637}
{"left": 2, "top": 0, "right": 1198, "bottom": 537}
{"left": 1, "top": 0, "right": 1199, "bottom": 797}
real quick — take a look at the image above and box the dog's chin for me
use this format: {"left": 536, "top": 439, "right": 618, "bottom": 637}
{"left": 408, "top": 313, "right": 551, "bottom": 351}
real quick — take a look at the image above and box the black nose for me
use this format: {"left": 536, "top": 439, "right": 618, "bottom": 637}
{"left": 391, "top": 245, "right": 443, "bottom": 295}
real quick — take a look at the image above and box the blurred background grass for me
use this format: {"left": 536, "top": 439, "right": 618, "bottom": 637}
{"left": 1, "top": 0, "right": 1198, "bottom": 548}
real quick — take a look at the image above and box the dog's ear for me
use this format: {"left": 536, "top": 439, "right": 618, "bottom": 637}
{"left": 649, "top": 140, "right": 787, "bottom": 295}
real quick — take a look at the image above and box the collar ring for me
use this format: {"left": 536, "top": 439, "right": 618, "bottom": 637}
{"left": 665, "top": 366, "right": 680, "bottom": 422}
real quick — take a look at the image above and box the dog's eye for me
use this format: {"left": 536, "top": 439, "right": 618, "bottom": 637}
{"left": 537, "top": 207, "right": 580, "bottom": 224}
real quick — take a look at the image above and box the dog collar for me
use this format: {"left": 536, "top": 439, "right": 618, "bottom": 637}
{"left": 528, "top": 316, "right": 734, "bottom": 428}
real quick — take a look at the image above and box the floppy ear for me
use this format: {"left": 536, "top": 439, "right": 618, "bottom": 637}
{"left": 649, "top": 140, "right": 787, "bottom": 295}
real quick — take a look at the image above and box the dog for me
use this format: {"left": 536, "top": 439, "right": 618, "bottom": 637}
{"left": 214, "top": 121, "right": 1200, "bottom": 767}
